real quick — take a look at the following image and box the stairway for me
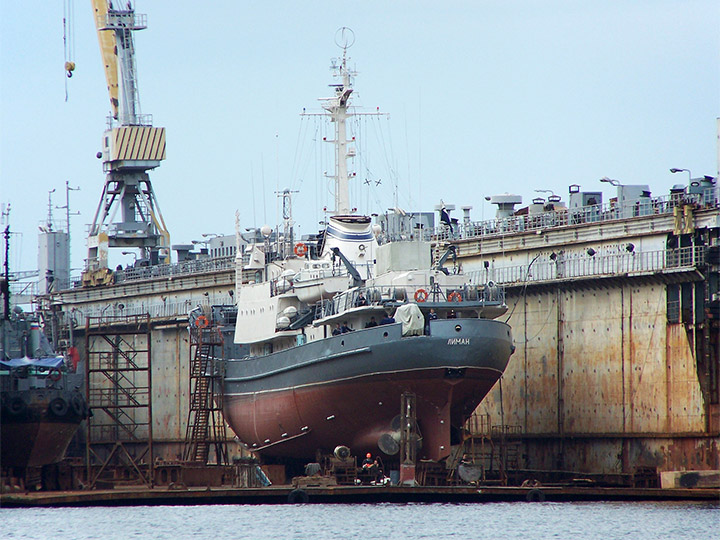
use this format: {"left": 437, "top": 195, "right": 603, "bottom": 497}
{"left": 183, "top": 324, "right": 228, "bottom": 464}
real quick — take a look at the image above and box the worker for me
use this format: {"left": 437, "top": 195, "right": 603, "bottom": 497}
{"left": 380, "top": 312, "right": 395, "bottom": 325}
{"left": 361, "top": 453, "right": 381, "bottom": 484}
{"left": 340, "top": 321, "right": 353, "bottom": 333}
{"left": 332, "top": 323, "right": 342, "bottom": 336}
{"left": 365, "top": 316, "right": 378, "bottom": 328}
{"left": 425, "top": 308, "right": 438, "bottom": 334}
{"left": 355, "top": 292, "right": 368, "bottom": 306}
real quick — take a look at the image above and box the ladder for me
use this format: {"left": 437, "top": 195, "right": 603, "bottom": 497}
{"left": 183, "top": 323, "right": 228, "bottom": 464}
{"left": 447, "top": 413, "right": 496, "bottom": 484}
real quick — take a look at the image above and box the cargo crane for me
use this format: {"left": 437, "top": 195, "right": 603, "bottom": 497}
{"left": 85, "top": 0, "right": 170, "bottom": 283}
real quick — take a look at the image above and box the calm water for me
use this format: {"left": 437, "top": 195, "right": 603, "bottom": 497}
{"left": 1, "top": 501, "right": 718, "bottom": 540}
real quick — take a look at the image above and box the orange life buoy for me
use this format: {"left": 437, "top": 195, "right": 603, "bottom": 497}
{"left": 294, "top": 242, "right": 308, "bottom": 257}
{"left": 414, "top": 289, "right": 429, "bottom": 302}
{"left": 448, "top": 291, "right": 462, "bottom": 302}
{"left": 49, "top": 367, "right": 62, "bottom": 382}
{"left": 195, "top": 315, "right": 209, "bottom": 328}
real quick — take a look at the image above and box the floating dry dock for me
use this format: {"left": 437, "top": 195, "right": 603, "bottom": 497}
{"left": 6, "top": 178, "right": 715, "bottom": 494}
{"left": 45, "top": 181, "right": 718, "bottom": 478}
{"left": 2, "top": 484, "right": 718, "bottom": 507}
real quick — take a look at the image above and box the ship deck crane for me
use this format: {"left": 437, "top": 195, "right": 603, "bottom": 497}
{"left": 85, "top": 1, "right": 170, "bottom": 280}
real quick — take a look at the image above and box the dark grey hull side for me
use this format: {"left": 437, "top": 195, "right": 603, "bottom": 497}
{"left": 224, "top": 318, "right": 514, "bottom": 394}
{"left": 222, "top": 317, "right": 514, "bottom": 460}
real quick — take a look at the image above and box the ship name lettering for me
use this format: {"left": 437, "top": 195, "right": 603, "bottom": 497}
{"left": 447, "top": 338, "right": 470, "bottom": 345}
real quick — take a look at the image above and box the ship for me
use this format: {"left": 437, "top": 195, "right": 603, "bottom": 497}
{"left": 1, "top": 231, "right": 87, "bottom": 470}
{"left": 219, "top": 32, "right": 515, "bottom": 464}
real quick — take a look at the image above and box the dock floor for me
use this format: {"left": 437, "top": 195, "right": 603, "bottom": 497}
{"left": 2, "top": 485, "right": 718, "bottom": 507}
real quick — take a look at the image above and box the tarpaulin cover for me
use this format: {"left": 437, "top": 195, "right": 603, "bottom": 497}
{"left": 394, "top": 303, "right": 424, "bottom": 336}
{"left": 0, "top": 356, "right": 64, "bottom": 369}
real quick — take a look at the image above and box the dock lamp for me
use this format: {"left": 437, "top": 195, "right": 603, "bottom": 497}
{"left": 670, "top": 168, "right": 692, "bottom": 183}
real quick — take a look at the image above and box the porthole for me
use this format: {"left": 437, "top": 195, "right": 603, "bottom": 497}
{"left": 455, "top": 325, "right": 462, "bottom": 332}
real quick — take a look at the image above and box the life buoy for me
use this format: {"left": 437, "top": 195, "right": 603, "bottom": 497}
{"left": 49, "top": 368, "right": 62, "bottom": 382}
{"left": 195, "top": 315, "right": 209, "bottom": 328}
{"left": 448, "top": 291, "right": 463, "bottom": 302}
{"left": 414, "top": 289, "right": 429, "bottom": 302}
{"left": 294, "top": 242, "right": 308, "bottom": 257}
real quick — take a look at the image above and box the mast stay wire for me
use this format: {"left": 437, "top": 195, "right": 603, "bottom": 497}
{"left": 353, "top": 114, "right": 384, "bottom": 215}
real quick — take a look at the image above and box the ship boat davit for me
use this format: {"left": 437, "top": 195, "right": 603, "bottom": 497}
{"left": 219, "top": 31, "right": 514, "bottom": 463}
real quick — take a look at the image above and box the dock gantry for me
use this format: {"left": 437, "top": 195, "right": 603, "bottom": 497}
{"left": 85, "top": 1, "right": 170, "bottom": 284}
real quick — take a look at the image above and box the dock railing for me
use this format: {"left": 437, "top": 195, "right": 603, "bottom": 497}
{"left": 432, "top": 189, "right": 718, "bottom": 242}
{"left": 467, "top": 246, "right": 707, "bottom": 286}
{"left": 66, "top": 256, "right": 236, "bottom": 291}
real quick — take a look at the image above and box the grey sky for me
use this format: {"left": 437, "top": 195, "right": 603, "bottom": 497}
{"left": 1, "top": 1, "right": 718, "bottom": 274}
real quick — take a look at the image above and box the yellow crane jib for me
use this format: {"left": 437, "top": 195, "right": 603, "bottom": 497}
{"left": 92, "top": 0, "right": 120, "bottom": 119}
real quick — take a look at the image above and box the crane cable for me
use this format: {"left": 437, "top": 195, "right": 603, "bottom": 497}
{"left": 63, "top": 0, "right": 76, "bottom": 101}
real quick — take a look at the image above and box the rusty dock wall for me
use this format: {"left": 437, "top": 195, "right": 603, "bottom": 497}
{"left": 48, "top": 257, "right": 241, "bottom": 463}
{"left": 454, "top": 197, "right": 719, "bottom": 475}
{"left": 46, "top": 197, "right": 719, "bottom": 478}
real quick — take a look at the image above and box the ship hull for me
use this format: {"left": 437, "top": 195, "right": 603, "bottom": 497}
{"left": 223, "top": 318, "right": 513, "bottom": 461}
{"left": 1, "top": 389, "right": 86, "bottom": 468}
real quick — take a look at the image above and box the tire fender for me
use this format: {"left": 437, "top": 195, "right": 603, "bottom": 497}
{"left": 287, "top": 488, "right": 310, "bottom": 504}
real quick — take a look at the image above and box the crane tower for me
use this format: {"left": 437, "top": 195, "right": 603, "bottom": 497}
{"left": 85, "top": 1, "right": 170, "bottom": 279}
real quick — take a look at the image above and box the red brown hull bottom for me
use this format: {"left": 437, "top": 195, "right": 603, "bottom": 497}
{"left": 1, "top": 421, "right": 80, "bottom": 468}
{"left": 225, "top": 366, "right": 501, "bottom": 462}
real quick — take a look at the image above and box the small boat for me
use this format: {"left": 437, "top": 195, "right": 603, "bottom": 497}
{"left": 1, "top": 274, "right": 87, "bottom": 469}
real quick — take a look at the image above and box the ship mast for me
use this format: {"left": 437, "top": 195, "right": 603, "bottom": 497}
{"left": 303, "top": 28, "right": 388, "bottom": 218}
{"left": 304, "top": 28, "right": 356, "bottom": 216}
{"left": 324, "top": 31, "right": 355, "bottom": 216}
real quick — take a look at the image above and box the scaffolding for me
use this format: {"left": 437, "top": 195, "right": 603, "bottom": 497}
{"left": 84, "top": 314, "right": 154, "bottom": 488}
{"left": 183, "top": 321, "right": 228, "bottom": 465}
{"left": 447, "top": 413, "right": 522, "bottom": 485}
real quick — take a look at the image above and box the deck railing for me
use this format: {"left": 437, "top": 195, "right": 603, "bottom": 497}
{"left": 315, "top": 283, "right": 506, "bottom": 320}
